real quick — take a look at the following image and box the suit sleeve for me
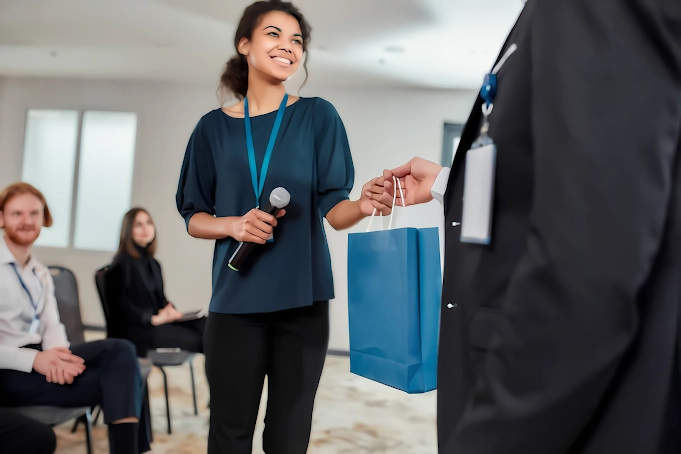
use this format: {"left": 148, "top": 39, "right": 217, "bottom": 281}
{"left": 112, "top": 258, "right": 154, "bottom": 326}
{"left": 156, "top": 260, "right": 170, "bottom": 306}
{"left": 451, "top": 0, "right": 681, "bottom": 452}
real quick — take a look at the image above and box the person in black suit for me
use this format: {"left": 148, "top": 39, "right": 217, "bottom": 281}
{"left": 0, "top": 408, "right": 56, "bottom": 454}
{"left": 370, "top": 0, "right": 681, "bottom": 452}
{"left": 111, "top": 208, "right": 206, "bottom": 358}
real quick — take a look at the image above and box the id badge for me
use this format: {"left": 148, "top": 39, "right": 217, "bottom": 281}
{"left": 29, "top": 317, "right": 40, "bottom": 334}
{"left": 461, "top": 143, "right": 497, "bottom": 245}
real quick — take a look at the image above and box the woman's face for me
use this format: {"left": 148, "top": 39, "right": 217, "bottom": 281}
{"left": 132, "top": 211, "right": 155, "bottom": 247}
{"left": 238, "top": 11, "right": 304, "bottom": 83}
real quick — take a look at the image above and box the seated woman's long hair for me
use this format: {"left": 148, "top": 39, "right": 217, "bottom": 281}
{"left": 117, "top": 207, "right": 157, "bottom": 258}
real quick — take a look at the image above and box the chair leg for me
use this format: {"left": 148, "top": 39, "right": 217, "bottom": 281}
{"left": 189, "top": 360, "right": 198, "bottom": 416}
{"left": 144, "top": 381, "right": 153, "bottom": 443}
{"left": 85, "top": 408, "right": 94, "bottom": 454}
{"left": 160, "top": 367, "right": 172, "bottom": 434}
{"left": 93, "top": 406, "right": 102, "bottom": 426}
{"left": 71, "top": 416, "right": 81, "bottom": 433}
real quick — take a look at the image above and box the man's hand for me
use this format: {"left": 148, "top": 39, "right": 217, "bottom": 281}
{"left": 383, "top": 158, "right": 443, "bottom": 206}
{"left": 33, "top": 347, "right": 86, "bottom": 385}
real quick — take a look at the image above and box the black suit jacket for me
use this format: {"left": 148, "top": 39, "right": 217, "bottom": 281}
{"left": 110, "top": 253, "right": 168, "bottom": 327}
{"left": 438, "top": 1, "right": 681, "bottom": 452}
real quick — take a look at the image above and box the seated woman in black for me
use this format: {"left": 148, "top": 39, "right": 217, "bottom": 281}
{"left": 112, "top": 208, "right": 205, "bottom": 357}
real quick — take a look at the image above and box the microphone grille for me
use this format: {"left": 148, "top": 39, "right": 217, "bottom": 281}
{"left": 270, "top": 187, "right": 291, "bottom": 208}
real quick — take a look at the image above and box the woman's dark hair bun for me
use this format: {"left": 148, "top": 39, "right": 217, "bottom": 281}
{"left": 221, "top": 54, "right": 250, "bottom": 100}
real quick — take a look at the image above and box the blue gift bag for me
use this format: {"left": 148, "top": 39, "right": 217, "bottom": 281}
{"left": 347, "top": 225, "right": 442, "bottom": 394}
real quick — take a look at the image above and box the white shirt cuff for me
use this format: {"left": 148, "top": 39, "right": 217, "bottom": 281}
{"left": 41, "top": 326, "right": 70, "bottom": 351}
{"left": 431, "top": 167, "right": 451, "bottom": 205}
{"left": 0, "top": 347, "right": 39, "bottom": 373}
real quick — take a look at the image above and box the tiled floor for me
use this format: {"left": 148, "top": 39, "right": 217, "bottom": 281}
{"left": 54, "top": 335, "right": 437, "bottom": 453}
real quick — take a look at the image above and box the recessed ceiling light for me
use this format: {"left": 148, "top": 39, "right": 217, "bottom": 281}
{"left": 385, "top": 46, "right": 405, "bottom": 53}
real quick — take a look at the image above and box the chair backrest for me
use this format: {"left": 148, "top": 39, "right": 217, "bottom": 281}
{"left": 48, "top": 266, "right": 86, "bottom": 346}
{"left": 94, "top": 264, "right": 128, "bottom": 339}
{"left": 94, "top": 266, "right": 112, "bottom": 332}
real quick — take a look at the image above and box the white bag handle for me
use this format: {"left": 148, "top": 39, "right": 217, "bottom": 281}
{"left": 366, "top": 206, "right": 384, "bottom": 232}
{"left": 366, "top": 176, "right": 407, "bottom": 232}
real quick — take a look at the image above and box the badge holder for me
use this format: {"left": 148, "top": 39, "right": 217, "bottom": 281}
{"left": 460, "top": 44, "right": 516, "bottom": 245}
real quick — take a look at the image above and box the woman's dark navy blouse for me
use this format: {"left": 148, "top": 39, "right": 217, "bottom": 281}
{"left": 176, "top": 97, "right": 354, "bottom": 314}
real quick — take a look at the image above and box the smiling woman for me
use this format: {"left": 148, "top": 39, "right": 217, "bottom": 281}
{"left": 175, "top": 1, "right": 394, "bottom": 453}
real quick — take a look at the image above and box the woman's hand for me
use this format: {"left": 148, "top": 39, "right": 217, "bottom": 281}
{"left": 188, "top": 209, "right": 285, "bottom": 240}
{"left": 359, "top": 177, "right": 394, "bottom": 216}
{"left": 227, "top": 208, "right": 286, "bottom": 244}
{"left": 151, "top": 305, "right": 183, "bottom": 326}
{"left": 327, "top": 178, "right": 394, "bottom": 230}
{"left": 165, "top": 305, "right": 184, "bottom": 323}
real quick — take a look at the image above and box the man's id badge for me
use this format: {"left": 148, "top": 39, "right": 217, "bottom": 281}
{"left": 29, "top": 317, "right": 40, "bottom": 334}
{"left": 461, "top": 143, "right": 496, "bottom": 245}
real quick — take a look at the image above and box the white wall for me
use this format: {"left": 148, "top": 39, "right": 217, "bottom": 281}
{"left": 0, "top": 76, "right": 476, "bottom": 351}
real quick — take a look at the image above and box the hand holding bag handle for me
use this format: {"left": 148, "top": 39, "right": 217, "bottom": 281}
{"left": 366, "top": 176, "right": 407, "bottom": 232}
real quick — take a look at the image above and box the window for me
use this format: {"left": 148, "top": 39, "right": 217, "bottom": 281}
{"left": 21, "top": 110, "right": 80, "bottom": 248}
{"left": 441, "top": 123, "right": 464, "bottom": 167}
{"left": 74, "top": 112, "right": 137, "bottom": 251}
{"left": 21, "top": 109, "right": 137, "bottom": 251}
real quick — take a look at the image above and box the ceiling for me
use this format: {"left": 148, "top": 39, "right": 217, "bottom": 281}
{"left": 0, "top": 0, "right": 524, "bottom": 90}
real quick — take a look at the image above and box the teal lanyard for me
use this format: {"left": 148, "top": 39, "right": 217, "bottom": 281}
{"left": 244, "top": 93, "right": 288, "bottom": 207}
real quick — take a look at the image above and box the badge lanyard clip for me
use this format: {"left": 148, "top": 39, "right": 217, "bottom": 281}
{"left": 475, "top": 43, "right": 517, "bottom": 148}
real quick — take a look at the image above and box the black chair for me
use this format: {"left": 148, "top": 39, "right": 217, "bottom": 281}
{"left": 95, "top": 265, "right": 198, "bottom": 435}
{"left": 49, "top": 266, "right": 153, "bottom": 448}
{"left": 51, "top": 266, "right": 88, "bottom": 346}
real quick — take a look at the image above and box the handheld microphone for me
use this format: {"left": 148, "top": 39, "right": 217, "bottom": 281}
{"left": 228, "top": 187, "right": 290, "bottom": 272}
